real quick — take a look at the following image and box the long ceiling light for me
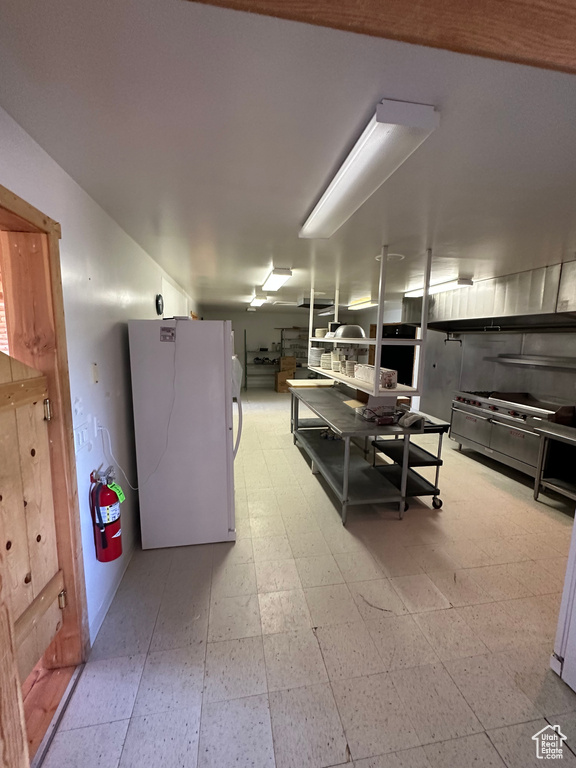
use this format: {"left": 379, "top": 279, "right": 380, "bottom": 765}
{"left": 249, "top": 294, "right": 267, "bottom": 307}
{"left": 348, "top": 298, "right": 378, "bottom": 311}
{"left": 299, "top": 98, "right": 439, "bottom": 239}
{"left": 404, "top": 278, "right": 473, "bottom": 298}
{"left": 262, "top": 267, "right": 292, "bottom": 291}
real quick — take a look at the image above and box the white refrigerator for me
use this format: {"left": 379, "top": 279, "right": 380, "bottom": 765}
{"left": 128, "top": 319, "right": 239, "bottom": 549}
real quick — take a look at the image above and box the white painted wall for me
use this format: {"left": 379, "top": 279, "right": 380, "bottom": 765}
{"left": 200, "top": 309, "right": 310, "bottom": 386}
{"left": 0, "top": 106, "right": 194, "bottom": 643}
{"left": 200, "top": 308, "right": 362, "bottom": 384}
{"left": 161, "top": 275, "right": 189, "bottom": 317}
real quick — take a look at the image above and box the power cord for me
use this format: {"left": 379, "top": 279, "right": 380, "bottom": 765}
{"left": 99, "top": 425, "right": 139, "bottom": 490}
{"left": 97, "top": 319, "right": 180, "bottom": 492}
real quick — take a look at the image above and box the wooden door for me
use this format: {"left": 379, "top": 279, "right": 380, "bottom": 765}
{"left": 0, "top": 351, "right": 65, "bottom": 768}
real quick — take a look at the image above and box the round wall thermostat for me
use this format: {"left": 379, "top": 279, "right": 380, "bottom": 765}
{"left": 155, "top": 294, "right": 164, "bottom": 315}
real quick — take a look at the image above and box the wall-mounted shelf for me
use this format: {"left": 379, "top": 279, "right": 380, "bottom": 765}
{"left": 308, "top": 366, "right": 419, "bottom": 397}
{"left": 487, "top": 354, "right": 576, "bottom": 371}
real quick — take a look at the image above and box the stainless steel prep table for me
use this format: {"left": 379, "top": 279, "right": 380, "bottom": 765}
{"left": 532, "top": 419, "right": 576, "bottom": 503}
{"left": 289, "top": 386, "right": 445, "bottom": 524}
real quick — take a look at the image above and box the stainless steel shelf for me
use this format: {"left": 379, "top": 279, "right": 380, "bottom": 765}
{"left": 539, "top": 476, "right": 576, "bottom": 502}
{"left": 488, "top": 354, "right": 576, "bottom": 371}
{"left": 373, "top": 464, "right": 440, "bottom": 498}
{"left": 297, "top": 417, "right": 327, "bottom": 429}
{"left": 294, "top": 429, "right": 402, "bottom": 506}
{"left": 372, "top": 440, "right": 443, "bottom": 467}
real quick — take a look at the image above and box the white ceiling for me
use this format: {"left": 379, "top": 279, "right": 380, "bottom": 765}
{"left": 1, "top": 0, "right": 576, "bottom": 310}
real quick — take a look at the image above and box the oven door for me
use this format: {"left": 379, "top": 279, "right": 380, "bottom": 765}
{"left": 451, "top": 405, "right": 492, "bottom": 447}
{"left": 489, "top": 419, "right": 541, "bottom": 467}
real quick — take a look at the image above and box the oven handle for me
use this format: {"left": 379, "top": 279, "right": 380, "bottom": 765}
{"left": 489, "top": 411, "right": 532, "bottom": 426}
{"left": 452, "top": 407, "right": 491, "bottom": 421}
{"left": 491, "top": 420, "right": 537, "bottom": 437}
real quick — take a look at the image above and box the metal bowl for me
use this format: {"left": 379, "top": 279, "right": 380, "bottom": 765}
{"left": 333, "top": 324, "right": 366, "bottom": 338}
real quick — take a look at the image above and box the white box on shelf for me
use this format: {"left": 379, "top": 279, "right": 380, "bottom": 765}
{"left": 354, "top": 364, "right": 398, "bottom": 389}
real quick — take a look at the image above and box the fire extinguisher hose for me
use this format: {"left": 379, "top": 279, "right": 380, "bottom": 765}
{"left": 91, "top": 483, "right": 108, "bottom": 550}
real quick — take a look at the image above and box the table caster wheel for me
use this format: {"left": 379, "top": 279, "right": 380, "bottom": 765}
{"left": 432, "top": 497, "right": 443, "bottom": 509}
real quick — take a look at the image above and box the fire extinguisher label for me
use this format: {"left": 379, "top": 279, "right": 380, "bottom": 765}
{"left": 100, "top": 502, "right": 121, "bottom": 524}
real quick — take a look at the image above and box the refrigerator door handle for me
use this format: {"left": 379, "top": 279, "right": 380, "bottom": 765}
{"left": 553, "top": 509, "right": 576, "bottom": 689}
{"left": 233, "top": 395, "right": 243, "bottom": 459}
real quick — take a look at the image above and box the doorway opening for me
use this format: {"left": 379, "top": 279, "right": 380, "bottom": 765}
{"left": 0, "top": 186, "right": 88, "bottom": 766}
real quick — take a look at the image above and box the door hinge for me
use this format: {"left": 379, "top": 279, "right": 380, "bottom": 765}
{"left": 58, "top": 589, "right": 67, "bottom": 609}
{"left": 44, "top": 398, "right": 52, "bottom": 422}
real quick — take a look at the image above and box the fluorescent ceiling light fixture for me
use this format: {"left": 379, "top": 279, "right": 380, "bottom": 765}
{"left": 348, "top": 298, "right": 378, "bottom": 311}
{"left": 404, "top": 278, "right": 474, "bottom": 298}
{"left": 249, "top": 295, "right": 267, "bottom": 307}
{"left": 317, "top": 305, "right": 336, "bottom": 316}
{"left": 247, "top": 307, "right": 257, "bottom": 312}
{"left": 262, "top": 267, "right": 292, "bottom": 291}
{"left": 299, "top": 99, "right": 439, "bottom": 239}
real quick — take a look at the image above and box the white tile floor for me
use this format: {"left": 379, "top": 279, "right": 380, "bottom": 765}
{"left": 44, "top": 390, "right": 576, "bottom": 768}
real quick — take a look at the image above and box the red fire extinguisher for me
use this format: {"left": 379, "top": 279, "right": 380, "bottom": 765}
{"left": 89, "top": 467, "right": 124, "bottom": 562}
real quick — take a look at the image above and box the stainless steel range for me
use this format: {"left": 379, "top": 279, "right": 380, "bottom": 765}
{"left": 450, "top": 390, "right": 575, "bottom": 477}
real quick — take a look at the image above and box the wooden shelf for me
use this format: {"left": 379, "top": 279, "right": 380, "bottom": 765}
{"left": 309, "top": 337, "right": 422, "bottom": 346}
{"left": 308, "top": 366, "right": 420, "bottom": 397}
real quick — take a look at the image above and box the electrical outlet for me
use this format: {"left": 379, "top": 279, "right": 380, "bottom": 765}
{"left": 74, "top": 423, "right": 90, "bottom": 453}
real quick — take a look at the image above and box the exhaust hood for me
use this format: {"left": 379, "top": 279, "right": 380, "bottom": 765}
{"left": 402, "top": 262, "right": 576, "bottom": 332}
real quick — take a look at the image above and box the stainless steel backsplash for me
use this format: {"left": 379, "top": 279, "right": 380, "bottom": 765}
{"left": 420, "top": 329, "right": 576, "bottom": 421}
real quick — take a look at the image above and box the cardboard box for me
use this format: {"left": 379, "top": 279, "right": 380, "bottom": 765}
{"left": 275, "top": 369, "right": 296, "bottom": 392}
{"left": 280, "top": 356, "right": 296, "bottom": 371}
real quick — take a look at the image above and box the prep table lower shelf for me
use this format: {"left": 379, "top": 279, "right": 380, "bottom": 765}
{"left": 373, "top": 464, "right": 440, "bottom": 498}
{"left": 372, "top": 440, "right": 442, "bottom": 467}
{"left": 294, "top": 429, "right": 402, "bottom": 510}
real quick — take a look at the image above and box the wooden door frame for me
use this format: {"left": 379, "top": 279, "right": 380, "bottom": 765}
{"left": 0, "top": 184, "right": 89, "bottom": 671}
